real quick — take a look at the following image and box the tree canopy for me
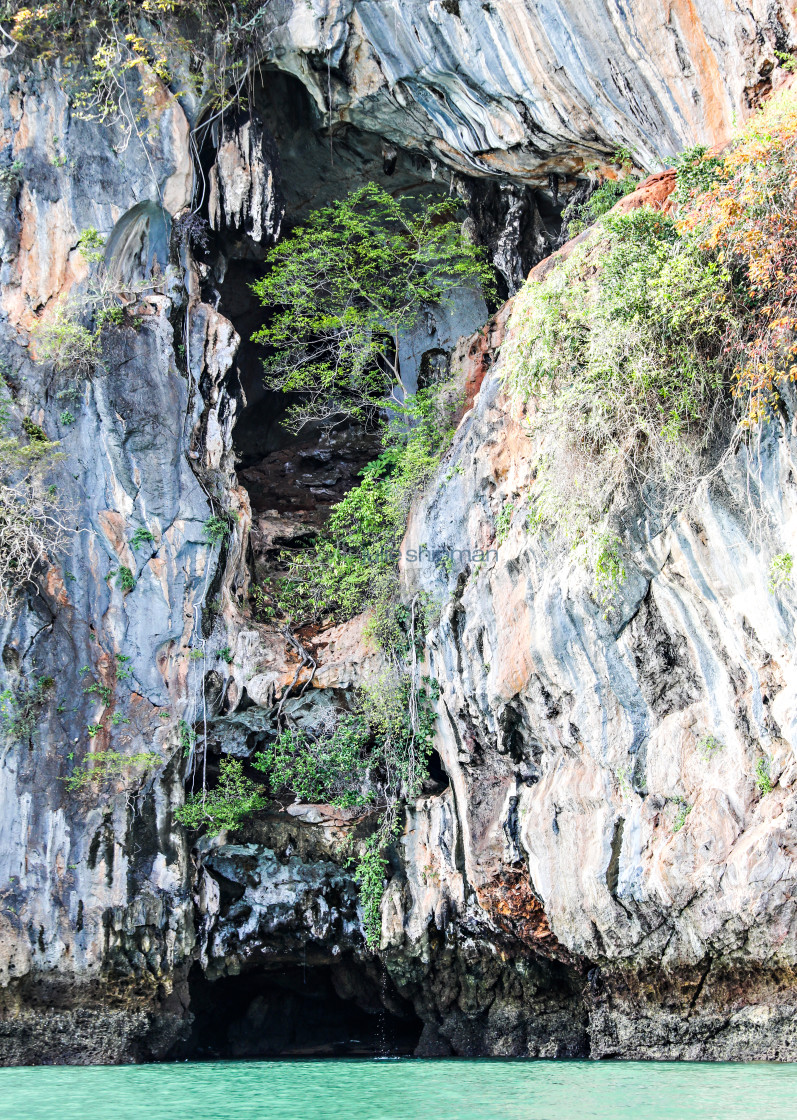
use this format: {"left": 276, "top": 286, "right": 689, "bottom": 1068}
{"left": 251, "top": 182, "right": 493, "bottom": 431}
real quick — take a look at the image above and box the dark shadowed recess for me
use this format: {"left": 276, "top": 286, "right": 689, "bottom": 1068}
{"left": 169, "top": 962, "right": 423, "bottom": 1059}
{"left": 195, "top": 68, "right": 563, "bottom": 521}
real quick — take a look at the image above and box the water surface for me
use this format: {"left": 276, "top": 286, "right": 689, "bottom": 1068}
{"left": 2, "top": 1058, "right": 796, "bottom": 1119}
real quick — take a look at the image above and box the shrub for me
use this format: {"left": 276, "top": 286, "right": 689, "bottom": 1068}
{"left": 698, "top": 733, "right": 724, "bottom": 758}
{"left": 178, "top": 719, "right": 197, "bottom": 756}
{"left": 678, "top": 88, "right": 797, "bottom": 426}
{"left": 562, "top": 175, "right": 638, "bottom": 236}
{"left": 116, "top": 566, "right": 135, "bottom": 592}
{"left": 76, "top": 227, "right": 106, "bottom": 264}
{"left": 0, "top": 399, "right": 68, "bottom": 605}
{"left": 175, "top": 758, "right": 266, "bottom": 833}
{"left": 495, "top": 500, "right": 515, "bottom": 545}
{"left": 754, "top": 755, "right": 774, "bottom": 795}
{"left": 276, "top": 384, "right": 459, "bottom": 629}
{"left": 768, "top": 553, "right": 792, "bottom": 594}
{"left": 130, "top": 527, "right": 155, "bottom": 550}
{"left": 254, "top": 714, "right": 372, "bottom": 808}
{"left": 503, "top": 206, "right": 738, "bottom": 597}
{"left": 218, "top": 646, "right": 234, "bottom": 664}
{"left": 34, "top": 299, "right": 100, "bottom": 375}
{"left": 252, "top": 182, "right": 492, "bottom": 432}
{"left": 62, "top": 749, "right": 160, "bottom": 791}
{"left": 672, "top": 796, "right": 692, "bottom": 832}
{"left": 203, "top": 512, "right": 237, "bottom": 545}
{"left": 0, "top": 676, "right": 54, "bottom": 742}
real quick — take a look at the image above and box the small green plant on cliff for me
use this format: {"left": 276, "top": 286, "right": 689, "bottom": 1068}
{"left": 503, "top": 206, "right": 739, "bottom": 601}
{"left": 0, "top": 381, "right": 68, "bottom": 605}
{"left": 698, "top": 733, "right": 725, "bottom": 759}
{"left": 495, "top": 500, "right": 515, "bottom": 545}
{"left": 275, "top": 386, "right": 459, "bottom": 632}
{"left": 130, "top": 527, "right": 155, "bottom": 550}
{"left": 203, "top": 512, "right": 237, "bottom": 546}
{"left": 561, "top": 175, "right": 638, "bottom": 237}
{"left": 76, "top": 227, "right": 106, "bottom": 264}
{"left": 175, "top": 757, "right": 266, "bottom": 833}
{"left": 671, "top": 796, "right": 692, "bottom": 833}
{"left": 62, "top": 749, "right": 160, "bottom": 792}
{"left": 754, "top": 755, "right": 774, "bottom": 795}
{"left": 0, "top": 676, "right": 54, "bottom": 743}
{"left": 116, "top": 566, "right": 135, "bottom": 592}
{"left": 768, "top": 553, "right": 793, "bottom": 594}
{"left": 252, "top": 182, "right": 492, "bottom": 432}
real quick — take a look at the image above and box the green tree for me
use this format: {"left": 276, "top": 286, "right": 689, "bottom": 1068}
{"left": 251, "top": 182, "right": 492, "bottom": 431}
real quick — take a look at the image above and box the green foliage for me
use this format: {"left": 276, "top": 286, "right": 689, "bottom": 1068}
{"left": 754, "top": 755, "right": 774, "bottom": 795}
{"left": 116, "top": 566, "right": 135, "bottom": 592}
{"left": 203, "top": 512, "right": 236, "bottom": 545}
{"left": 76, "top": 227, "right": 106, "bottom": 264}
{"left": 594, "top": 533, "right": 626, "bottom": 607}
{"left": 131, "top": 527, "right": 155, "bottom": 550}
{"left": 58, "top": 409, "right": 75, "bottom": 426}
{"left": 352, "top": 833, "right": 390, "bottom": 948}
{"left": 698, "top": 733, "right": 724, "bottom": 758}
{"left": 95, "top": 304, "right": 125, "bottom": 330}
{"left": 504, "top": 207, "right": 738, "bottom": 601}
{"left": 218, "top": 646, "right": 234, "bottom": 664}
{"left": 62, "top": 750, "right": 160, "bottom": 791}
{"left": 21, "top": 417, "right": 48, "bottom": 442}
{"left": 775, "top": 50, "right": 796, "bottom": 73}
{"left": 115, "top": 653, "right": 133, "bottom": 680}
{"left": 0, "top": 676, "right": 54, "bottom": 742}
{"left": 672, "top": 796, "right": 692, "bottom": 832}
{"left": 34, "top": 300, "right": 100, "bottom": 375}
{"left": 495, "top": 500, "right": 515, "bottom": 545}
{"left": 0, "top": 159, "right": 23, "bottom": 199}
{"left": 7, "top": 2, "right": 270, "bottom": 137}
{"left": 562, "top": 176, "right": 638, "bottom": 236}
{"left": 768, "top": 552, "right": 792, "bottom": 594}
{"left": 254, "top": 715, "right": 372, "bottom": 808}
{"left": 178, "top": 719, "right": 197, "bottom": 756}
{"left": 252, "top": 182, "right": 493, "bottom": 432}
{"left": 255, "top": 671, "right": 439, "bottom": 948}
{"left": 86, "top": 723, "right": 103, "bottom": 738}
{"left": 175, "top": 758, "right": 266, "bottom": 834}
{"left": 0, "top": 388, "right": 67, "bottom": 604}
{"left": 277, "top": 386, "right": 458, "bottom": 628}
{"left": 84, "top": 680, "right": 112, "bottom": 706}
{"left": 674, "top": 145, "right": 725, "bottom": 204}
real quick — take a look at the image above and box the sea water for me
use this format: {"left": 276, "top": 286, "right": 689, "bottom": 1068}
{"left": 1, "top": 1057, "right": 796, "bottom": 1120}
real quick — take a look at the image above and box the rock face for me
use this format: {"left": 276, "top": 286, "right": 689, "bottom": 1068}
{"left": 1, "top": 0, "right": 797, "bottom": 1067}
{"left": 394, "top": 316, "right": 797, "bottom": 1059}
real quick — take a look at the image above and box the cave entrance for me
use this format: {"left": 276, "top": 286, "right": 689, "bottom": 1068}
{"left": 173, "top": 961, "right": 423, "bottom": 1060}
{"left": 194, "top": 70, "right": 502, "bottom": 523}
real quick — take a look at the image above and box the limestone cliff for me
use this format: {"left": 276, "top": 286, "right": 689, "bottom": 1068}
{"left": 0, "top": 0, "right": 796, "bottom": 1066}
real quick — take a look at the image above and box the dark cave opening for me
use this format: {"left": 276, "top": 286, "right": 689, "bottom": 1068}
{"left": 172, "top": 961, "right": 423, "bottom": 1060}
{"left": 196, "top": 67, "right": 564, "bottom": 529}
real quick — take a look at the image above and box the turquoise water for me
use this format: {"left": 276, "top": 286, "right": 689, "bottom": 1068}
{"left": 2, "top": 1058, "right": 796, "bottom": 1119}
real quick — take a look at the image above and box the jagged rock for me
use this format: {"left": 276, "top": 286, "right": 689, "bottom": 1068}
{"left": 208, "top": 114, "right": 285, "bottom": 247}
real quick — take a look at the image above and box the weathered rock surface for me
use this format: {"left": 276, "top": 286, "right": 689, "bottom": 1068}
{"left": 395, "top": 306, "right": 797, "bottom": 1059}
{"left": 1, "top": 0, "right": 797, "bottom": 1067}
